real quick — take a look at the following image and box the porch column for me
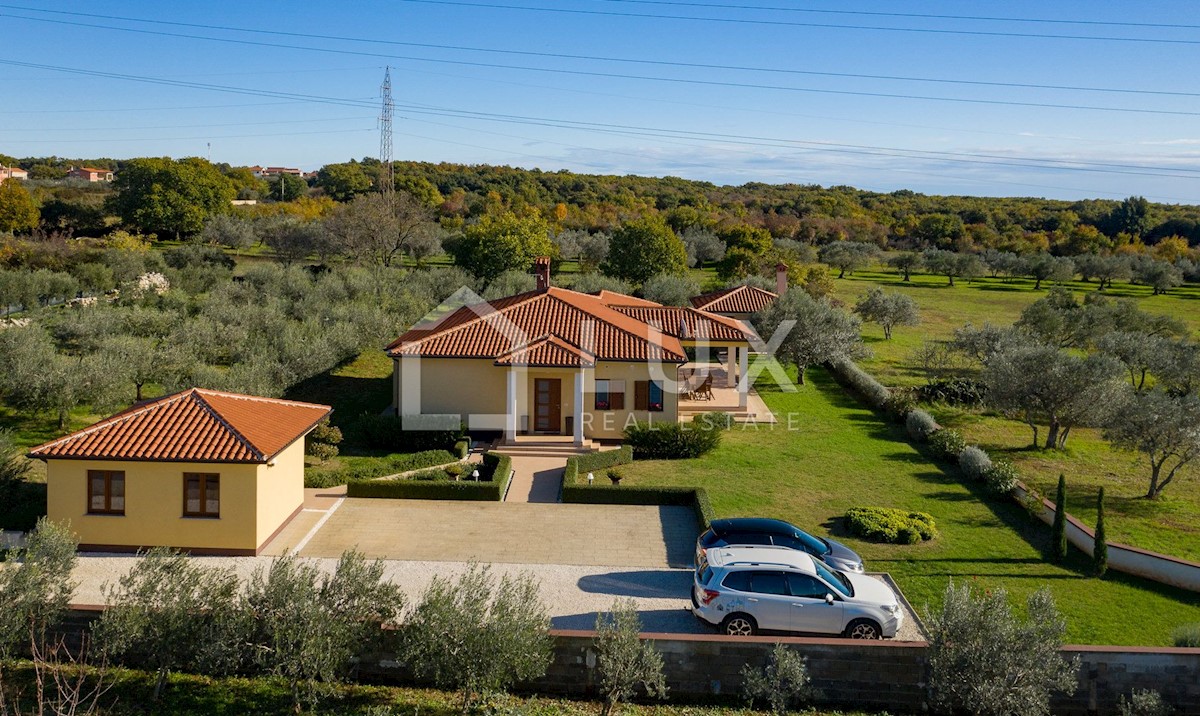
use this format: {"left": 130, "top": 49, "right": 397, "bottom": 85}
{"left": 573, "top": 368, "right": 585, "bottom": 446}
{"left": 725, "top": 348, "right": 738, "bottom": 388}
{"left": 738, "top": 345, "right": 749, "bottom": 410}
{"left": 504, "top": 367, "right": 518, "bottom": 443}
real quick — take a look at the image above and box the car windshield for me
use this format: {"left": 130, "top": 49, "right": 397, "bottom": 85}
{"left": 812, "top": 560, "right": 853, "bottom": 597}
{"left": 794, "top": 530, "right": 830, "bottom": 554}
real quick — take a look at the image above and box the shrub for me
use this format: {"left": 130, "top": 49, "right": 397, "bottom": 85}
{"left": 1017, "top": 485, "right": 1045, "bottom": 520}
{"left": 0, "top": 518, "right": 77, "bottom": 657}
{"left": 928, "top": 428, "right": 966, "bottom": 461}
{"left": 1171, "top": 623, "right": 1200, "bottom": 647}
{"left": 0, "top": 481, "right": 47, "bottom": 532}
{"left": 1094, "top": 487, "right": 1108, "bottom": 578}
{"left": 402, "top": 564, "right": 552, "bottom": 714}
{"left": 927, "top": 582, "right": 1078, "bottom": 716}
{"left": 350, "top": 414, "right": 463, "bottom": 453}
{"left": 1118, "top": 689, "right": 1172, "bottom": 716}
{"left": 453, "top": 439, "right": 469, "bottom": 459}
{"left": 623, "top": 421, "right": 722, "bottom": 460}
{"left": 982, "top": 460, "right": 1020, "bottom": 494}
{"left": 827, "top": 356, "right": 890, "bottom": 408}
{"left": 741, "top": 643, "right": 813, "bottom": 715}
{"left": 958, "top": 446, "right": 993, "bottom": 482}
{"left": 594, "top": 599, "right": 668, "bottom": 716}
{"left": 1051, "top": 474, "right": 1068, "bottom": 563}
{"left": 906, "top": 409, "right": 939, "bottom": 442}
{"left": 883, "top": 390, "right": 917, "bottom": 423}
{"left": 915, "top": 378, "right": 986, "bottom": 406}
{"left": 844, "top": 506, "right": 937, "bottom": 544}
{"left": 691, "top": 411, "right": 734, "bottom": 431}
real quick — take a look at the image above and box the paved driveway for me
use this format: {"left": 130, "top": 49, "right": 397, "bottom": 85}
{"left": 275, "top": 499, "right": 699, "bottom": 568}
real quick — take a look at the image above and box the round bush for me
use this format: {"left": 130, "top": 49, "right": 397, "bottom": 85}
{"left": 915, "top": 378, "right": 986, "bottom": 406}
{"left": 982, "top": 460, "right": 1020, "bottom": 494}
{"left": 958, "top": 446, "right": 993, "bottom": 482}
{"left": 906, "top": 409, "right": 939, "bottom": 442}
{"left": 883, "top": 391, "right": 917, "bottom": 424}
{"left": 844, "top": 506, "right": 938, "bottom": 544}
{"left": 1173, "top": 623, "right": 1200, "bottom": 648}
{"left": 927, "top": 428, "right": 966, "bottom": 461}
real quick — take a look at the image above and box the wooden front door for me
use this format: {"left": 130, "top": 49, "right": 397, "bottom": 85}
{"left": 534, "top": 378, "right": 561, "bottom": 433}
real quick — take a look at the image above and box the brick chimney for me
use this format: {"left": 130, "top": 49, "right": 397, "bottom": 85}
{"left": 775, "top": 262, "right": 788, "bottom": 295}
{"left": 534, "top": 256, "right": 551, "bottom": 290}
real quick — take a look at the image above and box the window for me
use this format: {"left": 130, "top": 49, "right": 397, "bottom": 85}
{"left": 787, "top": 573, "right": 829, "bottom": 599}
{"left": 721, "top": 571, "right": 752, "bottom": 592}
{"left": 87, "top": 470, "right": 125, "bottom": 515}
{"left": 648, "top": 380, "right": 664, "bottom": 412}
{"left": 593, "top": 379, "right": 624, "bottom": 410}
{"left": 748, "top": 571, "right": 789, "bottom": 595}
{"left": 183, "top": 473, "right": 220, "bottom": 518}
{"left": 634, "top": 380, "right": 665, "bottom": 412}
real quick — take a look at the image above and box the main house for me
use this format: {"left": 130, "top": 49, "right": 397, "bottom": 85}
{"left": 28, "top": 388, "right": 331, "bottom": 555}
{"left": 387, "top": 258, "right": 758, "bottom": 444}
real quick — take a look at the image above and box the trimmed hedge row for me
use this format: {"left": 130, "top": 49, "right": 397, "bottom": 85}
{"left": 303, "top": 449, "right": 458, "bottom": 488}
{"left": 562, "top": 446, "right": 634, "bottom": 485}
{"left": 827, "top": 356, "right": 890, "bottom": 409}
{"left": 453, "top": 440, "right": 470, "bottom": 459}
{"left": 845, "top": 506, "right": 938, "bottom": 544}
{"left": 346, "top": 452, "right": 513, "bottom": 501}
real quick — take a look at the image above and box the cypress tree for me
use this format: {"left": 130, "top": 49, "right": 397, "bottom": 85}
{"left": 1051, "top": 474, "right": 1068, "bottom": 563}
{"left": 1093, "top": 487, "right": 1108, "bottom": 577}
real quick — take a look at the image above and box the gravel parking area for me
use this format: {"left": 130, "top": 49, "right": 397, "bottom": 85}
{"left": 71, "top": 555, "right": 924, "bottom": 641}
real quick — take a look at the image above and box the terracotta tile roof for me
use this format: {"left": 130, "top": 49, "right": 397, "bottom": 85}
{"left": 494, "top": 334, "right": 597, "bottom": 368}
{"left": 387, "top": 287, "right": 687, "bottom": 363}
{"left": 690, "top": 284, "right": 778, "bottom": 314}
{"left": 611, "top": 306, "right": 752, "bottom": 342}
{"left": 28, "top": 388, "right": 331, "bottom": 464}
{"left": 593, "top": 290, "right": 660, "bottom": 307}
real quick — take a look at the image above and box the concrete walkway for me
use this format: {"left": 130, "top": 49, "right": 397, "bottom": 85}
{"left": 504, "top": 455, "right": 566, "bottom": 503}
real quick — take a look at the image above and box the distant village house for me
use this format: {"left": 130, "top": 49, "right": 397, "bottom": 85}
{"left": 0, "top": 165, "right": 28, "bottom": 183}
{"left": 67, "top": 166, "right": 114, "bottom": 182}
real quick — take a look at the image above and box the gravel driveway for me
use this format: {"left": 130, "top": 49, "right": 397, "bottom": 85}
{"left": 71, "top": 555, "right": 925, "bottom": 641}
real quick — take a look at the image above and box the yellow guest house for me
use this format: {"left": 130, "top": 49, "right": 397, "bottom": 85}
{"left": 28, "top": 388, "right": 331, "bottom": 555}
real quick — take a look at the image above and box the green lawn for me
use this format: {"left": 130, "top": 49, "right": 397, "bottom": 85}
{"left": 828, "top": 267, "right": 1200, "bottom": 561}
{"left": 617, "top": 368, "right": 1200, "bottom": 646}
{"left": 284, "top": 350, "right": 394, "bottom": 436}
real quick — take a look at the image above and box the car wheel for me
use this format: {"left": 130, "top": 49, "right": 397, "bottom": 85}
{"left": 722, "top": 613, "right": 757, "bottom": 636}
{"left": 845, "top": 619, "right": 881, "bottom": 639}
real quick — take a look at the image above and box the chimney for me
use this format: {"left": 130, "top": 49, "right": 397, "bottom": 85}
{"left": 534, "top": 256, "right": 551, "bottom": 290}
{"left": 775, "top": 262, "right": 788, "bottom": 295}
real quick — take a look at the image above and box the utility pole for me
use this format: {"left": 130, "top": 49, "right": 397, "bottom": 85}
{"left": 379, "top": 66, "right": 395, "bottom": 202}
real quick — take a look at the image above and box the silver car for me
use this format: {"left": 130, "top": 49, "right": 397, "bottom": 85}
{"left": 692, "top": 545, "right": 903, "bottom": 639}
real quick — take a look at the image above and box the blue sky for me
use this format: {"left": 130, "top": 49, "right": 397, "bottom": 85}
{"left": 2, "top": 1, "right": 1199, "bottom": 203}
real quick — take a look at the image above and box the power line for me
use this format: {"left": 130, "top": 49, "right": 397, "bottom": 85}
{"left": 591, "top": 0, "right": 1200, "bottom": 31}
{"left": 2, "top": 5, "right": 1197, "bottom": 98}
{"left": 1, "top": 116, "right": 374, "bottom": 132}
{"left": 4, "top": 14, "right": 1199, "bottom": 120}
{"left": 388, "top": 0, "right": 1200, "bottom": 45}
{"left": 3, "top": 58, "right": 1196, "bottom": 182}
{"left": 2, "top": 128, "right": 375, "bottom": 144}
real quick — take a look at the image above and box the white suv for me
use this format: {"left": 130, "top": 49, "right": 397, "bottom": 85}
{"left": 692, "top": 545, "right": 903, "bottom": 639}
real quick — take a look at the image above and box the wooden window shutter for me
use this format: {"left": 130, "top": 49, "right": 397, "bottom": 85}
{"left": 611, "top": 391, "right": 625, "bottom": 410}
{"left": 634, "top": 381, "right": 648, "bottom": 410}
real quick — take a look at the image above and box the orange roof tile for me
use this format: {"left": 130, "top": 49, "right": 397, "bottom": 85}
{"left": 28, "top": 389, "right": 331, "bottom": 464}
{"left": 593, "top": 290, "right": 660, "bottom": 308}
{"left": 611, "top": 306, "right": 752, "bottom": 342}
{"left": 387, "top": 287, "right": 688, "bottom": 364}
{"left": 494, "top": 335, "right": 596, "bottom": 368}
{"left": 690, "top": 284, "right": 778, "bottom": 314}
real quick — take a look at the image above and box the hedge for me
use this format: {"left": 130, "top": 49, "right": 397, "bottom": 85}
{"left": 827, "top": 356, "right": 890, "bottom": 409}
{"left": 905, "top": 409, "right": 939, "bottom": 442}
{"left": 347, "top": 452, "right": 513, "bottom": 501}
{"left": 304, "top": 449, "right": 458, "bottom": 488}
{"left": 623, "top": 420, "right": 723, "bottom": 460}
{"left": 563, "top": 484, "right": 715, "bottom": 530}
{"left": 927, "top": 428, "right": 966, "bottom": 462}
{"left": 453, "top": 439, "right": 470, "bottom": 459}
{"left": 350, "top": 414, "right": 464, "bottom": 453}
{"left": 563, "top": 446, "right": 634, "bottom": 486}
{"left": 844, "top": 506, "right": 938, "bottom": 544}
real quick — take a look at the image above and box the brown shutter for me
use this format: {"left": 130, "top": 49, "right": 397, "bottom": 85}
{"left": 610, "top": 391, "right": 625, "bottom": 410}
{"left": 634, "top": 381, "right": 648, "bottom": 410}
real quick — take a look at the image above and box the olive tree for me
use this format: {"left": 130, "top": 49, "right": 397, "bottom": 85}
{"left": 741, "top": 643, "right": 813, "bottom": 715}
{"left": 680, "top": 227, "right": 726, "bottom": 267}
{"left": 94, "top": 548, "right": 245, "bottom": 700}
{"left": 640, "top": 272, "right": 700, "bottom": 306}
{"left": 402, "top": 564, "right": 552, "bottom": 714}
{"left": 482, "top": 268, "right": 537, "bottom": 300}
{"left": 1026, "top": 253, "right": 1076, "bottom": 290}
{"left": 927, "top": 583, "right": 1077, "bottom": 716}
{"left": 818, "top": 241, "right": 879, "bottom": 278}
{"left": 922, "top": 249, "right": 983, "bottom": 286}
{"left": 1104, "top": 389, "right": 1200, "bottom": 499}
{"left": 245, "top": 551, "right": 403, "bottom": 712}
{"left": 1096, "top": 331, "right": 1172, "bottom": 391}
{"left": 0, "top": 519, "right": 78, "bottom": 658}
{"left": 983, "top": 344, "right": 1126, "bottom": 449}
{"left": 754, "top": 290, "right": 863, "bottom": 385}
{"left": 324, "top": 191, "right": 436, "bottom": 268}
{"left": 887, "top": 251, "right": 923, "bottom": 281}
{"left": 199, "top": 213, "right": 256, "bottom": 253}
{"left": 594, "top": 599, "right": 667, "bottom": 716}
{"left": 853, "top": 287, "right": 919, "bottom": 339}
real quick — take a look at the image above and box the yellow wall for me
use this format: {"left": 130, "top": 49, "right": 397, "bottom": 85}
{"left": 395, "top": 357, "right": 508, "bottom": 431}
{"left": 46, "top": 450, "right": 303, "bottom": 553}
{"left": 584, "top": 362, "right": 680, "bottom": 440}
{"left": 254, "top": 441, "right": 306, "bottom": 548}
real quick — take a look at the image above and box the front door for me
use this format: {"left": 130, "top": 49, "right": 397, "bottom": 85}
{"left": 534, "top": 378, "right": 561, "bottom": 433}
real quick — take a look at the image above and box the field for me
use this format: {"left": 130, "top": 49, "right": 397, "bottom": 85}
{"left": 616, "top": 367, "right": 1200, "bottom": 646}
{"left": 828, "top": 267, "right": 1200, "bottom": 561}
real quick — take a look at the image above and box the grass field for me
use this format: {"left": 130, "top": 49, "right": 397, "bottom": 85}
{"left": 616, "top": 368, "right": 1200, "bottom": 646}
{"left": 827, "top": 267, "right": 1200, "bottom": 561}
